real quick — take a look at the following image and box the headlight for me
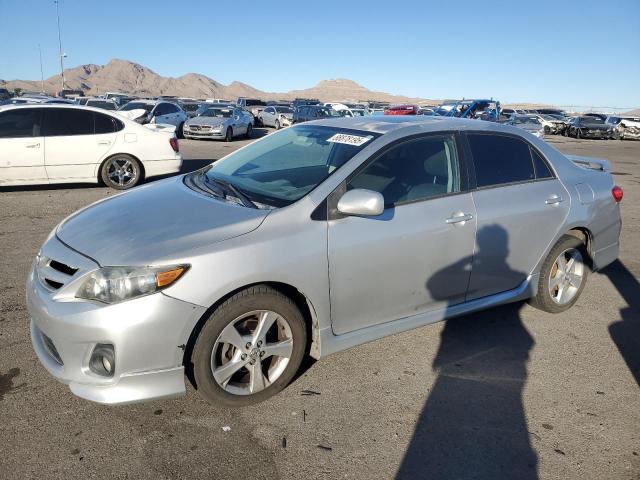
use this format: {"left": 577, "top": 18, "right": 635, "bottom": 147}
{"left": 76, "top": 265, "right": 188, "bottom": 304}
{"left": 212, "top": 124, "right": 223, "bottom": 131}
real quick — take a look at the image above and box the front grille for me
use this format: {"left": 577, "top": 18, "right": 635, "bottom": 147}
{"left": 41, "top": 332, "right": 63, "bottom": 365}
{"left": 37, "top": 255, "right": 79, "bottom": 291}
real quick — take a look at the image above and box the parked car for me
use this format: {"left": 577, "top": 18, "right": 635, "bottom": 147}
{"left": 118, "top": 99, "right": 188, "bottom": 137}
{"left": 292, "top": 105, "right": 341, "bottom": 123}
{"left": 385, "top": 104, "right": 419, "bottom": 115}
{"left": 26, "top": 116, "right": 622, "bottom": 407}
{"left": 84, "top": 98, "right": 118, "bottom": 111}
{"left": 0, "top": 104, "right": 181, "bottom": 189}
{"left": 236, "top": 98, "right": 267, "bottom": 124}
{"left": 534, "top": 114, "right": 566, "bottom": 135}
{"left": 178, "top": 100, "right": 201, "bottom": 118}
{"left": 183, "top": 106, "right": 253, "bottom": 141}
{"left": 536, "top": 108, "right": 568, "bottom": 117}
{"left": 506, "top": 114, "right": 545, "bottom": 138}
{"left": 259, "top": 106, "right": 294, "bottom": 129}
{"left": 292, "top": 98, "right": 321, "bottom": 109}
{"left": 57, "top": 89, "right": 84, "bottom": 99}
{"left": 0, "top": 88, "right": 12, "bottom": 100}
{"left": 583, "top": 113, "right": 608, "bottom": 122}
{"left": 605, "top": 116, "right": 640, "bottom": 140}
{"left": 566, "top": 116, "right": 614, "bottom": 139}
{"left": 501, "top": 108, "right": 527, "bottom": 116}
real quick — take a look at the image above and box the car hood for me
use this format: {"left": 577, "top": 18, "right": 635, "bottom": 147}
{"left": 55, "top": 176, "right": 269, "bottom": 266}
{"left": 187, "top": 116, "right": 230, "bottom": 127}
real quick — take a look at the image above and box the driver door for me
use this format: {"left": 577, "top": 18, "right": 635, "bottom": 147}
{"left": 328, "top": 133, "right": 476, "bottom": 335}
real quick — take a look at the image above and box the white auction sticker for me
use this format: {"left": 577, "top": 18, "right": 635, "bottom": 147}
{"left": 327, "top": 133, "right": 372, "bottom": 146}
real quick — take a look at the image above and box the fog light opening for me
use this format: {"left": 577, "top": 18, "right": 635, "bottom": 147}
{"left": 89, "top": 344, "right": 115, "bottom": 377}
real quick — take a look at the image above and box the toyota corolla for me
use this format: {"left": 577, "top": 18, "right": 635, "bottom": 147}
{"left": 26, "top": 116, "right": 622, "bottom": 406}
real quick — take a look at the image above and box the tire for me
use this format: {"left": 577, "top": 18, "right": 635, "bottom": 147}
{"left": 543, "top": 125, "right": 551, "bottom": 134}
{"left": 192, "top": 285, "right": 307, "bottom": 407}
{"left": 528, "top": 235, "right": 590, "bottom": 313}
{"left": 100, "top": 154, "right": 142, "bottom": 190}
{"left": 225, "top": 127, "right": 233, "bottom": 142}
{"left": 177, "top": 122, "right": 185, "bottom": 139}
{"left": 275, "top": 119, "right": 281, "bottom": 130}
{"left": 575, "top": 129, "right": 581, "bottom": 139}
{"left": 245, "top": 123, "right": 253, "bottom": 139}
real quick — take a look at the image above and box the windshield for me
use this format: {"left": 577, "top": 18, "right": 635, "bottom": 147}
{"left": 351, "top": 110, "right": 366, "bottom": 116}
{"left": 201, "top": 108, "right": 233, "bottom": 118}
{"left": 274, "top": 107, "right": 293, "bottom": 113}
{"left": 317, "top": 108, "right": 341, "bottom": 117}
{"left": 191, "top": 125, "right": 379, "bottom": 207}
{"left": 581, "top": 116, "right": 603, "bottom": 124}
{"left": 514, "top": 116, "right": 540, "bottom": 125}
{"left": 120, "top": 102, "right": 153, "bottom": 113}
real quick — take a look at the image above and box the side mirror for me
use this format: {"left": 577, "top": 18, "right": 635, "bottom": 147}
{"left": 337, "top": 189, "right": 384, "bottom": 217}
{"left": 234, "top": 115, "right": 240, "bottom": 121}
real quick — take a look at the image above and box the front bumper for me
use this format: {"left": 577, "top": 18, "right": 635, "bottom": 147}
{"left": 26, "top": 237, "right": 206, "bottom": 405}
{"left": 183, "top": 127, "right": 225, "bottom": 139}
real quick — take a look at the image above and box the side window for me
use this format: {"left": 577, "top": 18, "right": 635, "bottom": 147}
{"left": 0, "top": 108, "right": 40, "bottom": 138}
{"left": 153, "top": 104, "right": 168, "bottom": 116}
{"left": 265, "top": 107, "right": 274, "bottom": 114}
{"left": 531, "top": 148, "right": 554, "bottom": 179}
{"left": 94, "top": 112, "right": 116, "bottom": 134}
{"left": 348, "top": 135, "right": 460, "bottom": 207}
{"left": 165, "top": 103, "right": 179, "bottom": 114}
{"left": 42, "top": 108, "right": 93, "bottom": 136}
{"left": 467, "top": 134, "right": 535, "bottom": 188}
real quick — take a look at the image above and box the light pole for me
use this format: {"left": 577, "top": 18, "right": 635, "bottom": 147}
{"left": 38, "top": 44, "right": 45, "bottom": 93}
{"left": 54, "top": 0, "right": 66, "bottom": 92}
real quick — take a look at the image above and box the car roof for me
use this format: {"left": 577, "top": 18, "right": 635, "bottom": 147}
{"left": 309, "top": 115, "right": 521, "bottom": 134}
{"left": 0, "top": 103, "right": 129, "bottom": 117}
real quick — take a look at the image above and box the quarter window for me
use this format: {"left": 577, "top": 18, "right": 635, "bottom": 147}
{"left": 348, "top": 135, "right": 460, "bottom": 207}
{"left": 531, "top": 149, "right": 554, "bottom": 179}
{"left": 0, "top": 109, "right": 40, "bottom": 138}
{"left": 468, "top": 134, "right": 535, "bottom": 187}
{"left": 42, "top": 109, "right": 93, "bottom": 136}
{"left": 94, "top": 112, "right": 117, "bottom": 134}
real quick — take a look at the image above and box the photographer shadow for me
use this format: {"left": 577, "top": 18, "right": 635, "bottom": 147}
{"left": 396, "top": 225, "right": 538, "bottom": 480}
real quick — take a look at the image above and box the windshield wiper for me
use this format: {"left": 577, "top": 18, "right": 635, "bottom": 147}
{"left": 209, "top": 176, "right": 258, "bottom": 209}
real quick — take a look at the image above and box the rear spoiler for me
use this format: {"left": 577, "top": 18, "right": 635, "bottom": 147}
{"left": 566, "top": 154, "right": 611, "bottom": 172}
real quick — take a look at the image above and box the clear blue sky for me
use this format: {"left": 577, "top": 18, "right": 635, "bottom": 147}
{"left": 1, "top": 0, "right": 638, "bottom": 107}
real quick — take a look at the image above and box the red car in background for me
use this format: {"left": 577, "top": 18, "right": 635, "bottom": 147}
{"left": 384, "top": 104, "right": 419, "bottom": 115}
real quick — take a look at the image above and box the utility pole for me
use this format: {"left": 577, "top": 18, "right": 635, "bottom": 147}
{"left": 38, "top": 44, "right": 45, "bottom": 93}
{"left": 54, "top": 0, "right": 66, "bottom": 92}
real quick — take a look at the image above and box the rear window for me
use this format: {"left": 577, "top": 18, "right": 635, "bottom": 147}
{"left": 468, "top": 134, "right": 535, "bottom": 187}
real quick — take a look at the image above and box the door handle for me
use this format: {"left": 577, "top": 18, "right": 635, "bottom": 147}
{"left": 98, "top": 141, "right": 111, "bottom": 145}
{"left": 25, "top": 143, "right": 40, "bottom": 149}
{"left": 446, "top": 212, "right": 474, "bottom": 225}
{"left": 545, "top": 194, "right": 564, "bottom": 205}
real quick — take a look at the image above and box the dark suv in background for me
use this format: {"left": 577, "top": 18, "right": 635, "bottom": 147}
{"left": 292, "top": 105, "right": 341, "bottom": 123}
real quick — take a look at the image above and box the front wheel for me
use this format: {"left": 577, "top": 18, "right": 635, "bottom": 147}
{"left": 529, "top": 235, "right": 589, "bottom": 313}
{"left": 275, "top": 119, "right": 281, "bottom": 130}
{"left": 225, "top": 127, "right": 233, "bottom": 142}
{"left": 177, "top": 122, "right": 185, "bottom": 139}
{"left": 192, "top": 286, "right": 307, "bottom": 407}
{"left": 245, "top": 123, "right": 253, "bottom": 139}
{"left": 100, "top": 154, "right": 142, "bottom": 190}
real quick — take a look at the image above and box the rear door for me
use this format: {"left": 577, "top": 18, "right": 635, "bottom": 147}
{"left": 464, "top": 132, "right": 570, "bottom": 300}
{"left": 0, "top": 108, "right": 47, "bottom": 184}
{"left": 328, "top": 133, "right": 477, "bottom": 334}
{"left": 43, "top": 108, "right": 117, "bottom": 181}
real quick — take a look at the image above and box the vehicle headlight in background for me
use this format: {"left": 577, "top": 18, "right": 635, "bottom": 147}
{"left": 76, "top": 265, "right": 188, "bottom": 304}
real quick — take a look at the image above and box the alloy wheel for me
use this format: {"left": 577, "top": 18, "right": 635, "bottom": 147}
{"left": 106, "top": 157, "right": 137, "bottom": 188}
{"left": 548, "top": 248, "right": 584, "bottom": 305}
{"left": 210, "top": 310, "right": 294, "bottom": 395}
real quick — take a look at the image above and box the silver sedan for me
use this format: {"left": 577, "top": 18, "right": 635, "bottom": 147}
{"left": 259, "top": 105, "right": 294, "bottom": 129}
{"left": 27, "top": 117, "right": 622, "bottom": 406}
{"left": 183, "top": 106, "right": 253, "bottom": 141}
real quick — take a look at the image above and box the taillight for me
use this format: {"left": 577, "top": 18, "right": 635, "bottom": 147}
{"left": 169, "top": 137, "right": 179, "bottom": 153}
{"left": 612, "top": 185, "right": 623, "bottom": 203}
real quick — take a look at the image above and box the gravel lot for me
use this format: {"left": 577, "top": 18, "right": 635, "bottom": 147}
{"left": 1, "top": 129, "right": 638, "bottom": 480}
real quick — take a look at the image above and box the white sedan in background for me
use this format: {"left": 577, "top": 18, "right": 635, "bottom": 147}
{"left": 0, "top": 104, "right": 182, "bottom": 190}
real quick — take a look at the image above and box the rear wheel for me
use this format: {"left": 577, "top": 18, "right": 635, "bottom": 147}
{"left": 575, "top": 129, "right": 581, "bottom": 139}
{"left": 100, "top": 154, "right": 142, "bottom": 190}
{"left": 275, "top": 119, "right": 281, "bottom": 130}
{"left": 192, "top": 286, "right": 307, "bottom": 407}
{"left": 225, "top": 127, "right": 233, "bottom": 142}
{"left": 245, "top": 123, "right": 253, "bottom": 139}
{"left": 177, "top": 122, "right": 185, "bottom": 139}
{"left": 529, "top": 235, "right": 589, "bottom": 313}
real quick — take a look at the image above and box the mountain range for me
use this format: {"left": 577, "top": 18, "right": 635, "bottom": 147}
{"left": 0, "top": 59, "right": 434, "bottom": 104}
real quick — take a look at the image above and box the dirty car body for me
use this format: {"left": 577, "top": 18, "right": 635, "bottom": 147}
{"left": 27, "top": 116, "right": 622, "bottom": 405}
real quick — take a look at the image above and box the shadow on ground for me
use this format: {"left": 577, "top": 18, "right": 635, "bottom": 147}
{"left": 603, "top": 260, "right": 640, "bottom": 385}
